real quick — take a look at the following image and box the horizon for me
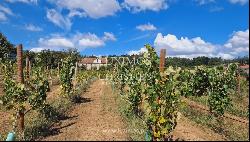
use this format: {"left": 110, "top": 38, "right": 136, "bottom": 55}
{"left": 0, "top": 0, "right": 249, "bottom": 59}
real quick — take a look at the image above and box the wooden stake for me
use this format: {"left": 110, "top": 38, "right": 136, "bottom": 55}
{"left": 158, "top": 49, "right": 166, "bottom": 105}
{"left": 29, "top": 61, "right": 31, "bottom": 77}
{"left": 17, "top": 44, "right": 24, "bottom": 84}
{"left": 25, "top": 52, "right": 29, "bottom": 80}
{"left": 74, "top": 62, "right": 78, "bottom": 90}
{"left": 17, "top": 44, "right": 25, "bottom": 138}
{"left": 159, "top": 49, "right": 166, "bottom": 72}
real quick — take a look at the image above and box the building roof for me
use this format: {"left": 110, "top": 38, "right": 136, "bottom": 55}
{"left": 101, "top": 58, "right": 107, "bottom": 64}
{"left": 80, "top": 57, "right": 107, "bottom": 64}
{"left": 81, "top": 58, "right": 96, "bottom": 64}
{"left": 239, "top": 65, "right": 249, "bottom": 69}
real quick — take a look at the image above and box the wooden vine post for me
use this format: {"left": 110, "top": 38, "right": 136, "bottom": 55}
{"left": 158, "top": 49, "right": 166, "bottom": 105}
{"left": 17, "top": 44, "right": 25, "bottom": 136}
{"left": 29, "top": 60, "right": 31, "bottom": 77}
{"left": 74, "top": 61, "right": 78, "bottom": 90}
{"left": 159, "top": 49, "right": 166, "bottom": 72}
{"left": 25, "top": 51, "right": 30, "bottom": 80}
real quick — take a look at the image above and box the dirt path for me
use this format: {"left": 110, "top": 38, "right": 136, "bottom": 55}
{"left": 46, "top": 84, "right": 60, "bottom": 103}
{"left": 173, "top": 116, "right": 227, "bottom": 141}
{"left": 43, "top": 80, "right": 130, "bottom": 141}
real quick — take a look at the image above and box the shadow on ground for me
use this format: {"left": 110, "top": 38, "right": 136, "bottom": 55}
{"left": 71, "top": 96, "right": 93, "bottom": 104}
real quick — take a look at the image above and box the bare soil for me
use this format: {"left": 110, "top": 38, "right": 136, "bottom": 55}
{"left": 173, "top": 116, "right": 227, "bottom": 141}
{"left": 42, "top": 80, "right": 130, "bottom": 141}
{"left": 46, "top": 84, "right": 61, "bottom": 103}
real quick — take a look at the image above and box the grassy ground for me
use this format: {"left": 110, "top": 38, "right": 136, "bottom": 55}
{"left": 188, "top": 95, "right": 249, "bottom": 118}
{"left": 109, "top": 83, "right": 147, "bottom": 141}
{"left": 180, "top": 104, "right": 249, "bottom": 141}
{"left": 24, "top": 97, "right": 73, "bottom": 141}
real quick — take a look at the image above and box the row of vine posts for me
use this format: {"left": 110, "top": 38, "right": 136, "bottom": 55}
{"left": 16, "top": 44, "right": 24, "bottom": 138}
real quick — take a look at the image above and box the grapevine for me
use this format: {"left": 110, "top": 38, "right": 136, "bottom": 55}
{"left": 0, "top": 48, "right": 49, "bottom": 139}
{"left": 59, "top": 55, "right": 76, "bottom": 98}
{"left": 111, "top": 44, "right": 181, "bottom": 141}
{"left": 207, "top": 64, "right": 237, "bottom": 117}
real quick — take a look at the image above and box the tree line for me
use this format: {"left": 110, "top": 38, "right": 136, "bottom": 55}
{"left": 1, "top": 32, "right": 249, "bottom": 69}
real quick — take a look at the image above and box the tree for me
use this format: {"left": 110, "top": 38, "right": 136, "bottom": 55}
{"left": 0, "top": 32, "right": 16, "bottom": 60}
{"left": 193, "top": 56, "right": 210, "bottom": 66}
{"left": 208, "top": 57, "right": 222, "bottom": 66}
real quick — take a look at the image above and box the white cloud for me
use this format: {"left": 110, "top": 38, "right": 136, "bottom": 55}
{"left": 217, "top": 53, "right": 235, "bottom": 59}
{"left": 30, "top": 32, "right": 117, "bottom": 52}
{"left": 128, "top": 47, "right": 147, "bottom": 55}
{"left": 25, "top": 24, "right": 42, "bottom": 32}
{"left": 153, "top": 30, "right": 249, "bottom": 59}
{"left": 30, "top": 47, "right": 44, "bottom": 52}
{"left": 228, "top": 0, "right": 249, "bottom": 5}
{"left": 46, "top": 9, "right": 72, "bottom": 30}
{"left": 39, "top": 37, "right": 74, "bottom": 48}
{"left": 125, "top": 34, "right": 151, "bottom": 43}
{"left": 0, "top": 12, "right": 7, "bottom": 21}
{"left": 46, "top": 1, "right": 120, "bottom": 29}
{"left": 77, "top": 32, "right": 117, "bottom": 47}
{"left": 0, "top": 5, "right": 14, "bottom": 21}
{"left": 30, "top": 36, "right": 75, "bottom": 52}
{"left": 167, "top": 53, "right": 234, "bottom": 59}
{"left": 154, "top": 33, "right": 216, "bottom": 55}
{"left": 224, "top": 29, "right": 249, "bottom": 54}
{"left": 122, "top": 0, "right": 168, "bottom": 12}
{"left": 194, "top": 0, "right": 248, "bottom": 5}
{"left": 68, "top": 10, "right": 86, "bottom": 18}
{"left": 50, "top": 0, "right": 121, "bottom": 19}
{"left": 0, "top": 5, "right": 14, "bottom": 15}
{"left": 5, "top": 0, "right": 38, "bottom": 4}
{"left": 194, "top": 0, "right": 215, "bottom": 5}
{"left": 103, "top": 32, "right": 117, "bottom": 41}
{"left": 78, "top": 33, "right": 105, "bottom": 47}
{"left": 136, "top": 23, "right": 157, "bottom": 31}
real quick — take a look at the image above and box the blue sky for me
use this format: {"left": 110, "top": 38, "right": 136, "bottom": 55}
{"left": 0, "top": 0, "right": 249, "bottom": 59}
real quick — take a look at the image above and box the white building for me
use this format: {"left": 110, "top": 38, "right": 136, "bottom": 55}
{"left": 79, "top": 57, "right": 108, "bottom": 70}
